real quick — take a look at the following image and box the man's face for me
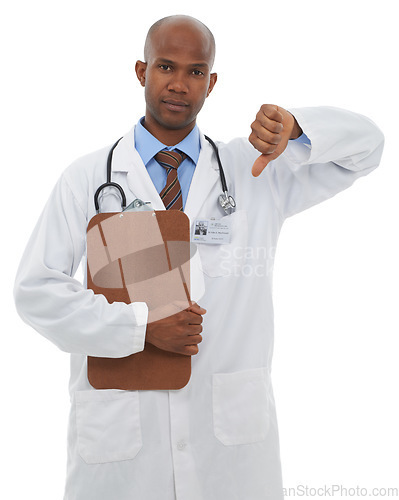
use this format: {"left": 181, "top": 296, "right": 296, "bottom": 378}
{"left": 136, "top": 22, "right": 217, "bottom": 139}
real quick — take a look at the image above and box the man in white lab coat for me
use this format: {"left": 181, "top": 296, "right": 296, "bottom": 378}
{"left": 14, "top": 15, "right": 384, "bottom": 500}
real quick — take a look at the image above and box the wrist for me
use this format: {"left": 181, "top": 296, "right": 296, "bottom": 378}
{"left": 289, "top": 115, "right": 303, "bottom": 140}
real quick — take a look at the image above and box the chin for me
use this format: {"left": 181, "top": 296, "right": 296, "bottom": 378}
{"left": 164, "top": 122, "right": 190, "bottom": 131}
{"left": 159, "top": 116, "right": 193, "bottom": 131}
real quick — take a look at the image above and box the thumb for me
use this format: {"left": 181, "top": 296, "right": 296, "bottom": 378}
{"left": 187, "top": 302, "right": 207, "bottom": 315}
{"left": 251, "top": 153, "right": 275, "bottom": 177}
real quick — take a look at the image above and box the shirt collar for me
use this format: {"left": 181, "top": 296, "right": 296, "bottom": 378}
{"left": 134, "top": 117, "right": 200, "bottom": 166}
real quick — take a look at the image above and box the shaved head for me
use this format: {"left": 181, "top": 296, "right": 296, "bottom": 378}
{"left": 144, "top": 15, "right": 216, "bottom": 69}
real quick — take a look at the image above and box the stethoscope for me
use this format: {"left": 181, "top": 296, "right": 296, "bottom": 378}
{"left": 94, "top": 135, "right": 236, "bottom": 214}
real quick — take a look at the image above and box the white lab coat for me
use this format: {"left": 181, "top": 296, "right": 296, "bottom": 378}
{"left": 14, "top": 107, "right": 384, "bottom": 500}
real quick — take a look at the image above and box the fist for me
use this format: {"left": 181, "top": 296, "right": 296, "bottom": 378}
{"left": 145, "top": 301, "right": 207, "bottom": 356}
{"left": 249, "top": 104, "right": 302, "bottom": 177}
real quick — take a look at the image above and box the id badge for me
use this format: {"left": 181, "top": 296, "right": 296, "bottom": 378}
{"left": 191, "top": 218, "right": 231, "bottom": 244}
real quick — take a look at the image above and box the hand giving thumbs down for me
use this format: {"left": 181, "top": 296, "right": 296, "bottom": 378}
{"left": 249, "top": 104, "right": 303, "bottom": 177}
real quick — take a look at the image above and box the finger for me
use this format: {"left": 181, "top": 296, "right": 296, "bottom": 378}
{"left": 185, "top": 334, "right": 203, "bottom": 344}
{"left": 249, "top": 132, "right": 279, "bottom": 155}
{"left": 187, "top": 324, "right": 203, "bottom": 335}
{"left": 255, "top": 112, "right": 284, "bottom": 133}
{"left": 259, "top": 104, "right": 284, "bottom": 122}
{"left": 183, "top": 345, "right": 199, "bottom": 356}
{"left": 251, "top": 153, "right": 278, "bottom": 177}
{"left": 187, "top": 302, "right": 207, "bottom": 315}
{"left": 187, "top": 312, "right": 203, "bottom": 325}
{"left": 250, "top": 121, "right": 282, "bottom": 145}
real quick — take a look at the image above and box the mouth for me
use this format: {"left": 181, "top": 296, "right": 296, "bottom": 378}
{"left": 162, "top": 99, "right": 189, "bottom": 112}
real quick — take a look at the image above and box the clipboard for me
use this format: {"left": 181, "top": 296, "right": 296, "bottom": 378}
{"left": 86, "top": 210, "right": 192, "bottom": 390}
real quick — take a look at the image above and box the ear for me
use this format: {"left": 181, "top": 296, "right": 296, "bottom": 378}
{"left": 206, "top": 73, "right": 218, "bottom": 97}
{"left": 135, "top": 60, "right": 147, "bottom": 87}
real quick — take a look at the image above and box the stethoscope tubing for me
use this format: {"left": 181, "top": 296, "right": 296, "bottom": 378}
{"left": 94, "top": 137, "right": 125, "bottom": 212}
{"left": 94, "top": 135, "right": 233, "bottom": 213}
{"left": 203, "top": 135, "right": 228, "bottom": 193}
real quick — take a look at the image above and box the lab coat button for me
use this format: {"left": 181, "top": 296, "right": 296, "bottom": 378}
{"left": 177, "top": 440, "right": 187, "bottom": 451}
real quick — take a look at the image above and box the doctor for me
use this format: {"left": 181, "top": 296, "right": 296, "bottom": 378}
{"left": 14, "top": 14, "right": 384, "bottom": 500}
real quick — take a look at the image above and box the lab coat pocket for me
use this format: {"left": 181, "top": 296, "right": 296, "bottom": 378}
{"left": 212, "top": 367, "right": 270, "bottom": 445}
{"left": 197, "top": 210, "right": 248, "bottom": 278}
{"left": 75, "top": 389, "right": 142, "bottom": 464}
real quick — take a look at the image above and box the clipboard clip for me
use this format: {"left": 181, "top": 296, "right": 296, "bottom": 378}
{"left": 123, "top": 199, "right": 154, "bottom": 212}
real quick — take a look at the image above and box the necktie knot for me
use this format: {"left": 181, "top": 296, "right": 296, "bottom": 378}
{"left": 154, "top": 149, "right": 186, "bottom": 171}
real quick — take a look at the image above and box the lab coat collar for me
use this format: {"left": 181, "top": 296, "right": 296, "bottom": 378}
{"left": 111, "top": 126, "right": 220, "bottom": 221}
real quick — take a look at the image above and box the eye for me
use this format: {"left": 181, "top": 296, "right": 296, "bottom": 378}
{"left": 192, "top": 69, "right": 204, "bottom": 76}
{"left": 159, "top": 64, "right": 171, "bottom": 71}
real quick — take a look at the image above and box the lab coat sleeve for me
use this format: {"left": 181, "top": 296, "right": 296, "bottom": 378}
{"left": 14, "top": 173, "right": 148, "bottom": 358}
{"left": 264, "top": 106, "right": 384, "bottom": 219}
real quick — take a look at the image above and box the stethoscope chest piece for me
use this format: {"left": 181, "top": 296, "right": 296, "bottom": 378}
{"left": 219, "top": 192, "right": 236, "bottom": 213}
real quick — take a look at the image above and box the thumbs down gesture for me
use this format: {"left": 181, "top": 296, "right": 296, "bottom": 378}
{"left": 249, "top": 104, "right": 303, "bottom": 177}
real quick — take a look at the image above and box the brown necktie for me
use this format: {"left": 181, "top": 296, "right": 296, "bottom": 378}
{"left": 155, "top": 150, "right": 187, "bottom": 211}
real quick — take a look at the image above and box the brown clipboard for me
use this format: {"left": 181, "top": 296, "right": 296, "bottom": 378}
{"left": 86, "top": 210, "right": 192, "bottom": 390}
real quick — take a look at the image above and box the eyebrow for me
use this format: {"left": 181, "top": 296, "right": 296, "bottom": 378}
{"left": 156, "top": 58, "right": 209, "bottom": 68}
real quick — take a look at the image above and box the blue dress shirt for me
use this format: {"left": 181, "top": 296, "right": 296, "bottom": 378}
{"left": 134, "top": 118, "right": 200, "bottom": 210}
{"left": 134, "top": 117, "right": 310, "bottom": 210}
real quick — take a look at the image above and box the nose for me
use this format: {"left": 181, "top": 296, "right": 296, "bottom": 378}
{"left": 167, "top": 71, "right": 188, "bottom": 93}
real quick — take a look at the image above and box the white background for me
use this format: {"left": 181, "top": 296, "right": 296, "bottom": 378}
{"left": 2, "top": 0, "right": 398, "bottom": 498}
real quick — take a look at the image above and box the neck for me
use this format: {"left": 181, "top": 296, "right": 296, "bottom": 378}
{"left": 143, "top": 115, "right": 195, "bottom": 146}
